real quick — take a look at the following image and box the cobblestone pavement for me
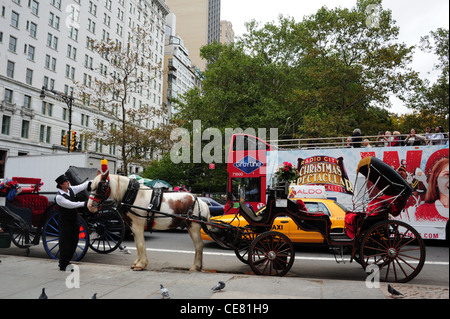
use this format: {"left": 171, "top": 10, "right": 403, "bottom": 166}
{"left": 380, "top": 283, "right": 449, "bottom": 299}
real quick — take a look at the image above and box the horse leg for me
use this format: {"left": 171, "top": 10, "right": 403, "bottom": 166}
{"left": 129, "top": 218, "right": 148, "bottom": 271}
{"left": 187, "top": 222, "right": 204, "bottom": 272}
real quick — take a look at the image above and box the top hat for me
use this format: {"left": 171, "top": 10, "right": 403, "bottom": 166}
{"left": 55, "top": 174, "right": 69, "bottom": 186}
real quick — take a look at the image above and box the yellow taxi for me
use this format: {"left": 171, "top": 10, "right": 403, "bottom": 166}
{"left": 201, "top": 198, "right": 347, "bottom": 244}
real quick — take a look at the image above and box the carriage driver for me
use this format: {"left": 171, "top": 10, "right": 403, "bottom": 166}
{"left": 55, "top": 174, "right": 91, "bottom": 271}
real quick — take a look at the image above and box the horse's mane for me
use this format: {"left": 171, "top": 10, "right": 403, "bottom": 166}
{"left": 93, "top": 173, "right": 136, "bottom": 202}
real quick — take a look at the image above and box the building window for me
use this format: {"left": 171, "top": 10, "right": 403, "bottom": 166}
{"left": 1, "top": 115, "right": 11, "bottom": 135}
{"left": 26, "top": 68, "right": 33, "bottom": 85}
{"left": 45, "top": 55, "right": 57, "bottom": 71}
{"left": 88, "top": 18, "right": 96, "bottom": 33}
{"left": 11, "top": 11, "right": 19, "bottom": 28}
{"left": 39, "top": 125, "right": 51, "bottom": 143}
{"left": 4, "top": 89, "right": 13, "bottom": 103}
{"left": 7, "top": 61, "right": 15, "bottom": 78}
{"left": 39, "top": 125, "right": 45, "bottom": 142}
{"left": 41, "top": 101, "right": 53, "bottom": 116}
{"left": 27, "top": 45, "right": 35, "bottom": 60}
{"left": 69, "top": 27, "right": 78, "bottom": 40}
{"left": 67, "top": 44, "right": 77, "bottom": 60}
{"left": 47, "top": 33, "right": 58, "bottom": 50}
{"left": 29, "top": 22, "right": 37, "bottom": 37}
{"left": 24, "top": 95, "right": 32, "bottom": 109}
{"left": 30, "top": 0, "right": 39, "bottom": 15}
{"left": 9, "top": 36, "right": 17, "bottom": 52}
{"left": 49, "top": 12, "right": 60, "bottom": 30}
{"left": 51, "top": 0, "right": 61, "bottom": 10}
{"left": 21, "top": 120, "right": 30, "bottom": 138}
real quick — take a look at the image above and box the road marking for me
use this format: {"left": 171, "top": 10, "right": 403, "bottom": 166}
{"left": 125, "top": 246, "right": 449, "bottom": 265}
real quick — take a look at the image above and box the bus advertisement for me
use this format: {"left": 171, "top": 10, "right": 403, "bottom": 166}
{"left": 267, "top": 144, "right": 449, "bottom": 240}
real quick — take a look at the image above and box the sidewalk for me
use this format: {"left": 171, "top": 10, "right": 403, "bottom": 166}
{"left": 0, "top": 254, "right": 447, "bottom": 300}
{"left": 0, "top": 254, "right": 386, "bottom": 299}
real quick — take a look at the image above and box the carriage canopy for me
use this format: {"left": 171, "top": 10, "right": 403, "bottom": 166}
{"left": 355, "top": 156, "right": 413, "bottom": 216}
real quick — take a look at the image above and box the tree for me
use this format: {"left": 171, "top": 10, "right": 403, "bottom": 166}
{"left": 174, "top": 0, "right": 420, "bottom": 139}
{"left": 406, "top": 28, "right": 449, "bottom": 128}
{"left": 78, "top": 22, "right": 168, "bottom": 175}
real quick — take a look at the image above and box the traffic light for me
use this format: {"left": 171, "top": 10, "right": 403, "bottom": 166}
{"left": 70, "top": 131, "right": 77, "bottom": 152}
{"left": 62, "top": 134, "right": 67, "bottom": 147}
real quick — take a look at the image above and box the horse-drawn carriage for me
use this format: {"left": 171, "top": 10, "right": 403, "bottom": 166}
{"left": 0, "top": 167, "right": 125, "bottom": 261}
{"left": 86, "top": 156, "right": 425, "bottom": 283}
{"left": 206, "top": 156, "right": 426, "bottom": 282}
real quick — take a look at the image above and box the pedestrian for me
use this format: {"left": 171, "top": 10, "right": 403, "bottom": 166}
{"left": 351, "top": 128, "right": 362, "bottom": 148}
{"left": 375, "top": 131, "right": 385, "bottom": 147}
{"left": 363, "top": 139, "right": 372, "bottom": 147}
{"left": 391, "top": 131, "right": 403, "bottom": 147}
{"left": 430, "top": 126, "right": 445, "bottom": 145}
{"left": 55, "top": 174, "right": 91, "bottom": 271}
{"left": 384, "top": 131, "right": 392, "bottom": 146}
{"left": 425, "top": 126, "right": 432, "bottom": 145}
{"left": 404, "top": 128, "right": 425, "bottom": 146}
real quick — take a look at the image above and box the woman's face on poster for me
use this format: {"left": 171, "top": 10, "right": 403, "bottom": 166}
{"left": 437, "top": 164, "right": 449, "bottom": 197}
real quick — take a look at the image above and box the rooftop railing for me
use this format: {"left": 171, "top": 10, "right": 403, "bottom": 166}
{"left": 269, "top": 133, "right": 449, "bottom": 150}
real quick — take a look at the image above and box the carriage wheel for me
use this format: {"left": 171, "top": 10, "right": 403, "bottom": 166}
{"left": 42, "top": 211, "right": 90, "bottom": 261}
{"left": 87, "top": 208, "right": 125, "bottom": 254}
{"left": 248, "top": 231, "right": 295, "bottom": 276}
{"left": 360, "top": 220, "right": 426, "bottom": 283}
{"left": 234, "top": 229, "right": 258, "bottom": 264}
{"left": 9, "top": 219, "right": 35, "bottom": 249}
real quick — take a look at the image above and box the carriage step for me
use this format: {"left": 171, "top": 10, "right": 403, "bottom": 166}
{"left": 329, "top": 233, "right": 353, "bottom": 242}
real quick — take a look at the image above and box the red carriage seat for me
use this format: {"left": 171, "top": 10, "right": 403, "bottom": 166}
{"left": 12, "top": 194, "right": 49, "bottom": 227}
{"left": 344, "top": 195, "right": 399, "bottom": 239}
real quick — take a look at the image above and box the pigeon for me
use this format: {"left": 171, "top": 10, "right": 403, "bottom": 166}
{"left": 211, "top": 281, "right": 226, "bottom": 292}
{"left": 160, "top": 284, "right": 170, "bottom": 299}
{"left": 39, "top": 288, "right": 48, "bottom": 299}
{"left": 387, "top": 284, "right": 404, "bottom": 298}
{"left": 91, "top": 293, "right": 97, "bottom": 299}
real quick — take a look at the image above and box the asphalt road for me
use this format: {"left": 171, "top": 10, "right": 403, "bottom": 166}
{"left": 1, "top": 229, "right": 448, "bottom": 287}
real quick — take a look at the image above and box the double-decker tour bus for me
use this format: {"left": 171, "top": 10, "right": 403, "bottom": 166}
{"left": 224, "top": 134, "right": 273, "bottom": 214}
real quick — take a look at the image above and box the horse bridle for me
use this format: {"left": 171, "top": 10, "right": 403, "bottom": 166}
{"left": 89, "top": 177, "right": 111, "bottom": 209}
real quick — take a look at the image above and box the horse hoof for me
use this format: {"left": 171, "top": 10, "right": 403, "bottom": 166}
{"left": 133, "top": 267, "right": 144, "bottom": 271}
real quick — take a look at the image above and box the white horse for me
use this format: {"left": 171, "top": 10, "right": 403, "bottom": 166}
{"left": 87, "top": 171, "right": 210, "bottom": 271}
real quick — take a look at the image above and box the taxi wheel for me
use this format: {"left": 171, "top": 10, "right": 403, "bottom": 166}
{"left": 248, "top": 231, "right": 295, "bottom": 276}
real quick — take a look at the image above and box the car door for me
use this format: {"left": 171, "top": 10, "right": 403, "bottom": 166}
{"left": 288, "top": 202, "right": 331, "bottom": 243}
{"left": 271, "top": 215, "right": 291, "bottom": 236}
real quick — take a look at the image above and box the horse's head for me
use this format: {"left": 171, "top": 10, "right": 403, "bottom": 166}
{"left": 87, "top": 171, "right": 111, "bottom": 213}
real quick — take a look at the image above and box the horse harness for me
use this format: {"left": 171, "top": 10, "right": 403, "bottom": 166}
{"left": 116, "top": 178, "right": 203, "bottom": 231}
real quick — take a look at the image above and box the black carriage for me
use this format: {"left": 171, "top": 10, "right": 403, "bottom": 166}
{"left": 204, "top": 156, "right": 426, "bottom": 283}
{"left": 0, "top": 167, "right": 125, "bottom": 261}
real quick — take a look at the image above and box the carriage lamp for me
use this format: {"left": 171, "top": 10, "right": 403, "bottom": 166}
{"left": 40, "top": 86, "right": 74, "bottom": 153}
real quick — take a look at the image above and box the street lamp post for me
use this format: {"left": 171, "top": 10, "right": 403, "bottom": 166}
{"left": 40, "top": 86, "right": 74, "bottom": 153}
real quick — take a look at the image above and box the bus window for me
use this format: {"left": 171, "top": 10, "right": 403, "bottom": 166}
{"left": 231, "top": 177, "right": 262, "bottom": 202}
{"left": 233, "top": 135, "right": 271, "bottom": 151}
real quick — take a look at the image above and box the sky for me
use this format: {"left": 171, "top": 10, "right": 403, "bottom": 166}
{"left": 221, "top": 0, "right": 449, "bottom": 115}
